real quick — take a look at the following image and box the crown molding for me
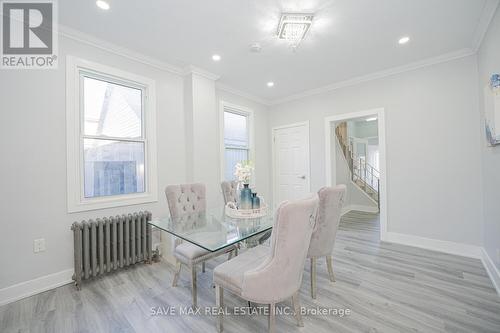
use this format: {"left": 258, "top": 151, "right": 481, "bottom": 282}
{"left": 183, "top": 65, "right": 220, "bottom": 81}
{"left": 472, "top": 0, "right": 500, "bottom": 53}
{"left": 270, "top": 48, "right": 476, "bottom": 105}
{"left": 59, "top": 25, "right": 185, "bottom": 76}
{"left": 216, "top": 83, "right": 272, "bottom": 106}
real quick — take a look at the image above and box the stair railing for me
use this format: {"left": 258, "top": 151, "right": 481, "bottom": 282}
{"left": 335, "top": 124, "right": 380, "bottom": 206}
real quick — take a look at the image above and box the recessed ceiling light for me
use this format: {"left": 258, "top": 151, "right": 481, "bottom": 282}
{"left": 96, "top": 0, "right": 110, "bottom": 10}
{"left": 249, "top": 42, "right": 262, "bottom": 53}
{"left": 267, "top": 81, "right": 275, "bottom": 87}
{"left": 212, "top": 54, "right": 221, "bottom": 61}
{"left": 365, "top": 117, "right": 377, "bottom": 122}
{"left": 277, "top": 13, "right": 314, "bottom": 45}
{"left": 398, "top": 36, "right": 410, "bottom": 45}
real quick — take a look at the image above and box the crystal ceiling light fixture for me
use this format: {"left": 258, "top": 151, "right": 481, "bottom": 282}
{"left": 277, "top": 13, "right": 314, "bottom": 46}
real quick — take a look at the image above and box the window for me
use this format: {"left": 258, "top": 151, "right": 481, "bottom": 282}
{"left": 67, "top": 57, "right": 157, "bottom": 212}
{"left": 220, "top": 103, "right": 254, "bottom": 181}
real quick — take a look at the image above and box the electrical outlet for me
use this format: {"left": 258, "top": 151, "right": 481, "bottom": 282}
{"left": 33, "top": 238, "right": 46, "bottom": 253}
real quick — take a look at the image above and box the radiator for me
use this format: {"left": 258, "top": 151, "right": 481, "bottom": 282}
{"left": 71, "top": 211, "right": 153, "bottom": 289}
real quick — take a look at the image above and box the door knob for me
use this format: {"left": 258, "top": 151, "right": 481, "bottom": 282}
{"left": 298, "top": 175, "right": 306, "bottom": 179}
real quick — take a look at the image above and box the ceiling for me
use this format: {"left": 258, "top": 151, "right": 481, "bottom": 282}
{"left": 60, "top": 0, "right": 494, "bottom": 103}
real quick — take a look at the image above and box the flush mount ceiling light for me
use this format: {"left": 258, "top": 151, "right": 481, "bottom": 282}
{"left": 399, "top": 36, "right": 410, "bottom": 45}
{"left": 277, "top": 13, "right": 314, "bottom": 46}
{"left": 267, "top": 81, "right": 275, "bottom": 87}
{"left": 96, "top": 0, "right": 110, "bottom": 10}
{"left": 212, "top": 54, "right": 221, "bottom": 61}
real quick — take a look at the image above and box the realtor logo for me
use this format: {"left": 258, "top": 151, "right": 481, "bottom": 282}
{"left": 1, "top": 0, "right": 58, "bottom": 69}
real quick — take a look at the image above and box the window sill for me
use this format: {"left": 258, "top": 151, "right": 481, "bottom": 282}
{"left": 67, "top": 192, "right": 158, "bottom": 213}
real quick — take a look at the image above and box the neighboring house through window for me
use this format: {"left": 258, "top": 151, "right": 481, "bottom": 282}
{"left": 66, "top": 57, "right": 158, "bottom": 212}
{"left": 220, "top": 102, "right": 254, "bottom": 182}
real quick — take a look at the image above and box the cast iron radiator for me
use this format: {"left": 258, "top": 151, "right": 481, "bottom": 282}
{"left": 71, "top": 211, "right": 153, "bottom": 289}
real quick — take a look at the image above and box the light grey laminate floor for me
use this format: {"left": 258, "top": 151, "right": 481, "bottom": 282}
{"left": 1, "top": 211, "right": 499, "bottom": 333}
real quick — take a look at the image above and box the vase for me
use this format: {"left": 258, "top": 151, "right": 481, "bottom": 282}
{"left": 240, "top": 184, "right": 252, "bottom": 209}
{"left": 251, "top": 193, "right": 260, "bottom": 209}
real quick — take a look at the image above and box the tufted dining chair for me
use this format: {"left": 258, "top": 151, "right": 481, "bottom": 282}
{"left": 307, "top": 185, "right": 346, "bottom": 299}
{"left": 220, "top": 180, "right": 272, "bottom": 245}
{"left": 213, "top": 196, "right": 319, "bottom": 333}
{"left": 165, "top": 183, "right": 238, "bottom": 308}
{"left": 220, "top": 180, "right": 238, "bottom": 204}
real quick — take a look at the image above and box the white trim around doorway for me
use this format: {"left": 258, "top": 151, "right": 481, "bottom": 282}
{"left": 324, "top": 108, "right": 387, "bottom": 240}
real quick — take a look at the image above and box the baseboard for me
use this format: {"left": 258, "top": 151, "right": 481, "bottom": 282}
{"left": 481, "top": 248, "right": 500, "bottom": 296}
{"left": 342, "top": 204, "right": 379, "bottom": 215}
{"left": 0, "top": 269, "right": 74, "bottom": 306}
{"left": 383, "top": 232, "right": 483, "bottom": 259}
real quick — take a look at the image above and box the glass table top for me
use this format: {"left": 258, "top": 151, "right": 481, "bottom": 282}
{"left": 148, "top": 205, "right": 274, "bottom": 252}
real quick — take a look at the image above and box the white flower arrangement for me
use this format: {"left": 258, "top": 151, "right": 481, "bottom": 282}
{"left": 234, "top": 161, "right": 254, "bottom": 184}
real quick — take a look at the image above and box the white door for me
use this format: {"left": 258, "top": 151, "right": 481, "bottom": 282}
{"left": 273, "top": 123, "right": 310, "bottom": 206}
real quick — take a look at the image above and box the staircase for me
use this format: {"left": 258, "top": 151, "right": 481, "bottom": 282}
{"left": 335, "top": 123, "right": 380, "bottom": 208}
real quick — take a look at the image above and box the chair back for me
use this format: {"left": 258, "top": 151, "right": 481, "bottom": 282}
{"left": 221, "top": 181, "right": 238, "bottom": 204}
{"left": 165, "top": 183, "right": 206, "bottom": 219}
{"left": 307, "top": 185, "right": 346, "bottom": 258}
{"left": 241, "top": 196, "right": 318, "bottom": 303}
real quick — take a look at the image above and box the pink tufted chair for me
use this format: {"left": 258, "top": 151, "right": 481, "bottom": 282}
{"left": 165, "top": 183, "right": 237, "bottom": 308}
{"left": 213, "top": 196, "right": 319, "bottom": 333}
{"left": 307, "top": 185, "right": 346, "bottom": 299}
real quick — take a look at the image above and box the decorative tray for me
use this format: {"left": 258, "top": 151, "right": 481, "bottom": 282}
{"left": 225, "top": 202, "right": 268, "bottom": 219}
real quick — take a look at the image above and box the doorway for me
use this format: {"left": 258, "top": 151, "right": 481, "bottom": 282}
{"left": 325, "top": 109, "right": 387, "bottom": 240}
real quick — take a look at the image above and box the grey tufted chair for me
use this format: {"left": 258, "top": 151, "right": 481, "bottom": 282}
{"left": 220, "top": 180, "right": 238, "bottom": 204}
{"left": 165, "top": 183, "right": 238, "bottom": 308}
{"left": 213, "top": 196, "right": 319, "bottom": 333}
{"left": 307, "top": 185, "right": 346, "bottom": 299}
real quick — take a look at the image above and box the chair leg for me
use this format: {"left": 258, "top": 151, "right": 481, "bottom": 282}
{"left": 227, "top": 247, "right": 238, "bottom": 260}
{"left": 310, "top": 257, "right": 317, "bottom": 299}
{"left": 191, "top": 265, "right": 197, "bottom": 308}
{"left": 268, "top": 303, "right": 276, "bottom": 333}
{"left": 326, "top": 255, "right": 336, "bottom": 282}
{"left": 172, "top": 260, "right": 181, "bottom": 287}
{"left": 291, "top": 292, "right": 304, "bottom": 327}
{"left": 202, "top": 262, "right": 206, "bottom": 273}
{"left": 215, "top": 285, "right": 224, "bottom": 333}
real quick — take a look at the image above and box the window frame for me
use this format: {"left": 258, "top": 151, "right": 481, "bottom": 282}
{"left": 219, "top": 101, "right": 255, "bottom": 183}
{"left": 66, "top": 56, "right": 158, "bottom": 213}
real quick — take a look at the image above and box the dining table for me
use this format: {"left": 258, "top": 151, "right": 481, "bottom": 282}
{"left": 148, "top": 204, "right": 274, "bottom": 252}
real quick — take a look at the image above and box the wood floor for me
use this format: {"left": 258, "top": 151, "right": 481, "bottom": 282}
{"left": 1, "top": 211, "right": 499, "bottom": 333}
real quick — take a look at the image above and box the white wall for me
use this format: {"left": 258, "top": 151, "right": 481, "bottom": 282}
{"left": 0, "top": 35, "right": 270, "bottom": 297}
{"left": 0, "top": 36, "right": 186, "bottom": 291}
{"left": 185, "top": 73, "right": 220, "bottom": 208}
{"left": 477, "top": 6, "right": 500, "bottom": 271}
{"left": 269, "top": 56, "right": 483, "bottom": 246}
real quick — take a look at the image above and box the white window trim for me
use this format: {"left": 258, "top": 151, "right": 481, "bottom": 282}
{"left": 66, "top": 56, "right": 158, "bottom": 213}
{"left": 219, "top": 101, "right": 255, "bottom": 184}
